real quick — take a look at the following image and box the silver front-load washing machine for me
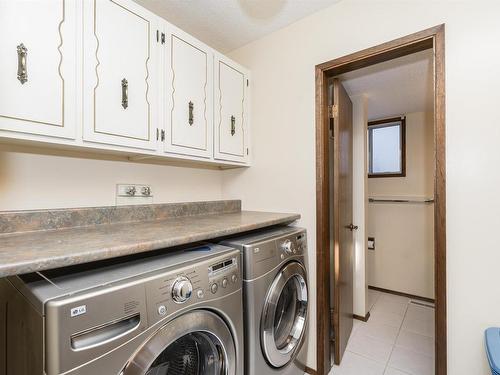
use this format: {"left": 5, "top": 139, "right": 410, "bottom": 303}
{"left": 221, "top": 226, "right": 309, "bottom": 375}
{"left": 3, "top": 244, "right": 243, "bottom": 375}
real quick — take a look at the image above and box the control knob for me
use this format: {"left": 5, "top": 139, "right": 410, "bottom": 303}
{"left": 171, "top": 276, "right": 193, "bottom": 303}
{"left": 281, "top": 239, "right": 294, "bottom": 254}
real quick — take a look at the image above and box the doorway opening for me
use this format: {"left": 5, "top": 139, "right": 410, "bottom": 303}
{"left": 315, "top": 25, "right": 445, "bottom": 375}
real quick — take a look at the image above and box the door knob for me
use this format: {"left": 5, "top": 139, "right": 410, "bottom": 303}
{"left": 345, "top": 224, "right": 358, "bottom": 231}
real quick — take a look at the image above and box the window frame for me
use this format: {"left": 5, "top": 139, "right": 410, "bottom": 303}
{"left": 367, "top": 116, "right": 406, "bottom": 178}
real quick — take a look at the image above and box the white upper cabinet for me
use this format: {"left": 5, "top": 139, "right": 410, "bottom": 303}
{"left": 83, "top": 0, "right": 159, "bottom": 150}
{"left": 163, "top": 25, "right": 213, "bottom": 159}
{"left": 0, "top": 0, "right": 77, "bottom": 139}
{"left": 0, "top": 1, "right": 251, "bottom": 167}
{"left": 214, "top": 54, "right": 250, "bottom": 164}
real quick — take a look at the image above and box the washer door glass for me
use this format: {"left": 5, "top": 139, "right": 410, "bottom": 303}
{"left": 123, "top": 310, "right": 235, "bottom": 375}
{"left": 261, "top": 261, "right": 308, "bottom": 368}
{"left": 145, "top": 332, "right": 224, "bottom": 375}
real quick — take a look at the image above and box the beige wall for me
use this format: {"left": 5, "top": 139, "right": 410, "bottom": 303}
{"left": 367, "top": 111, "right": 435, "bottom": 299}
{"left": 367, "top": 202, "right": 434, "bottom": 297}
{"left": 0, "top": 146, "right": 223, "bottom": 211}
{"left": 224, "top": 1, "right": 500, "bottom": 373}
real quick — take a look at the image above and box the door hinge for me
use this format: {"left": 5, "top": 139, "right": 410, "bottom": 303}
{"left": 156, "top": 30, "right": 159, "bottom": 43}
{"left": 161, "top": 129, "right": 165, "bottom": 142}
{"left": 246, "top": 79, "right": 249, "bottom": 87}
{"left": 161, "top": 32, "right": 165, "bottom": 45}
{"left": 329, "top": 308, "right": 336, "bottom": 342}
{"left": 156, "top": 128, "right": 159, "bottom": 141}
{"left": 246, "top": 148, "right": 249, "bottom": 155}
{"left": 328, "top": 104, "right": 338, "bottom": 119}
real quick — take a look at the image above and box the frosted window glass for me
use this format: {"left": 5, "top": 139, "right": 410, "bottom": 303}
{"left": 369, "top": 122, "right": 403, "bottom": 175}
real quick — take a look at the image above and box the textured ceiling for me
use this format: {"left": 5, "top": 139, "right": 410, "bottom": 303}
{"left": 134, "top": 0, "right": 341, "bottom": 52}
{"left": 339, "top": 49, "right": 434, "bottom": 120}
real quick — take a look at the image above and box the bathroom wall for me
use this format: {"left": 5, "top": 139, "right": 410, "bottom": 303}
{"left": 367, "top": 111, "right": 435, "bottom": 299}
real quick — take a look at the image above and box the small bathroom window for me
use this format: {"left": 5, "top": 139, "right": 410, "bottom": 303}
{"left": 368, "top": 117, "right": 406, "bottom": 177}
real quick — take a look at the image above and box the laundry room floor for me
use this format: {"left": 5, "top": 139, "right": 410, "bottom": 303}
{"left": 328, "top": 290, "right": 435, "bottom": 375}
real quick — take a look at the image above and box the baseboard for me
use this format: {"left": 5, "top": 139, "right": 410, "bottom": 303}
{"left": 368, "top": 285, "right": 435, "bottom": 304}
{"left": 304, "top": 366, "right": 317, "bottom": 375}
{"left": 353, "top": 311, "right": 371, "bottom": 322}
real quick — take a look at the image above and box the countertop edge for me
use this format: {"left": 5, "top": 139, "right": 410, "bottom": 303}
{"left": 0, "top": 212, "right": 300, "bottom": 277}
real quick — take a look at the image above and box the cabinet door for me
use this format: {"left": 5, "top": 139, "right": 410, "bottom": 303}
{"left": 214, "top": 55, "right": 250, "bottom": 164}
{"left": 0, "top": 0, "right": 77, "bottom": 139}
{"left": 83, "top": 0, "right": 158, "bottom": 150}
{"left": 164, "top": 26, "right": 213, "bottom": 158}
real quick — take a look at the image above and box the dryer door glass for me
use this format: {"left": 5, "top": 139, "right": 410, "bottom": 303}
{"left": 123, "top": 310, "right": 236, "bottom": 375}
{"left": 261, "top": 261, "right": 308, "bottom": 368}
{"left": 145, "top": 332, "right": 223, "bottom": 375}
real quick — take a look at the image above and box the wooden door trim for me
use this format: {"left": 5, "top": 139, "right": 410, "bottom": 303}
{"left": 315, "top": 24, "right": 446, "bottom": 375}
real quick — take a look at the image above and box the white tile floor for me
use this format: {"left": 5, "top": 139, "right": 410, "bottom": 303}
{"left": 328, "top": 290, "right": 435, "bottom": 375}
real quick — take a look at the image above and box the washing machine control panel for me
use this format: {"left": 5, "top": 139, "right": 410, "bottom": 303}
{"left": 208, "top": 257, "right": 239, "bottom": 295}
{"left": 280, "top": 239, "right": 293, "bottom": 254}
{"left": 145, "top": 249, "right": 241, "bottom": 326}
{"left": 278, "top": 231, "right": 307, "bottom": 259}
{"left": 171, "top": 276, "right": 193, "bottom": 303}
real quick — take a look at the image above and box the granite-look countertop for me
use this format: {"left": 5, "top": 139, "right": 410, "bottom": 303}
{"left": 0, "top": 208, "right": 299, "bottom": 277}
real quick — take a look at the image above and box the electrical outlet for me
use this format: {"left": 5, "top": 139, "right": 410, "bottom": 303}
{"left": 116, "top": 184, "right": 153, "bottom": 206}
{"left": 368, "top": 237, "right": 375, "bottom": 250}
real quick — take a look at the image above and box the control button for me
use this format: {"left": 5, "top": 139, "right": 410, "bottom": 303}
{"left": 157, "top": 305, "right": 167, "bottom": 316}
{"left": 197, "top": 289, "right": 204, "bottom": 299}
{"left": 280, "top": 254, "right": 285, "bottom": 260}
{"left": 231, "top": 274, "right": 238, "bottom": 283}
{"left": 171, "top": 276, "right": 193, "bottom": 303}
{"left": 281, "top": 239, "right": 293, "bottom": 254}
{"left": 210, "top": 283, "right": 218, "bottom": 294}
{"left": 222, "top": 278, "right": 228, "bottom": 288}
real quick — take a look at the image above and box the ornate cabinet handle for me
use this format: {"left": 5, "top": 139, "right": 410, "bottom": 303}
{"left": 230, "top": 115, "right": 236, "bottom": 136}
{"left": 17, "top": 43, "right": 28, "bottom": 84}
{"left": 188, "top": 101, "right": 194, "bottom": 125}
{"left": 121, "top": 79, "right": 128, "bottom": 109}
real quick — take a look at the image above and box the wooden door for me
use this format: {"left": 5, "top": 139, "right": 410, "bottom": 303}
{"left": 83, "top": 0, "right": 158, "bottom": 150}
{"left": 0, "top": 0, "right": 77, "bottom": 139}
{"left": 214, "top": 54, "right": 249, "bottom": 164}
{"left": 331, "top": 78, "right": 354, "bottom": 365}
{"left": 164, "top": 25, "right": 213, "bottom": 158}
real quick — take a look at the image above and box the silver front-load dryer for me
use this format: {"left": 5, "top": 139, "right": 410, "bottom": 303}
{"left": 221, "top": 226, "right": 309, "bottom": 375}
{"left": 3, "top": 244, "right": 243, "bottom": 375}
